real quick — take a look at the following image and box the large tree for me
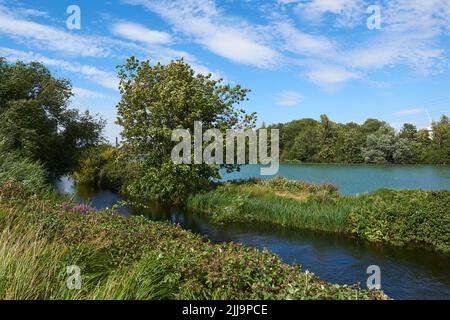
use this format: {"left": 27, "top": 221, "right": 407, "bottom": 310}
{"left": 116, "top": 57, "right": 256, "bottom": 203}
{"left": 0, "top": 58, "right": 104, "bottom": 177}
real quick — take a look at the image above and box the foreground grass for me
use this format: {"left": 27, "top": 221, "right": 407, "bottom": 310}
{"left": 0, "top": 183, "right": 385, "bottom": 300}
{"left": 188, "top": 178, "right": 450, "bottom": 253}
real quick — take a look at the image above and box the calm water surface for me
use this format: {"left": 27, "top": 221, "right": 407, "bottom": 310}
{"left": 56, "top": 164, "right": 450, "bottom": 300}
{"left": 222, "top": 164, "right": 450, "bottom": 194}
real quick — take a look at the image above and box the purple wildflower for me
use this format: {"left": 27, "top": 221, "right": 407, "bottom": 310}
{"left": 73, "top": 203, "right": 92, "bottom": 215}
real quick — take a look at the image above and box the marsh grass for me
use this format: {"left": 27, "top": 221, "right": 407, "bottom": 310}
{"left": 188, "top": 179, "right": 357, "bottom": 233}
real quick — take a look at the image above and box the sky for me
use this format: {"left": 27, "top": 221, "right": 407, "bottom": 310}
{"left": 0, "top": 0, "right": 449, "bottom": 142}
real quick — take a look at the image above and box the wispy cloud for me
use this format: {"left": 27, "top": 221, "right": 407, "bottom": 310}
{"left": 123, "top": 0, "right": 281, "bottom": 68}
{"left": 303, "top": 64, "right": 361, "bottom": 89}
{"left": 112, "top": 22, "right": 172, "bottom": 45}
{"left": 293, "top": 0, "right": 365, "bottom": 27}
{"left": 394, "top": 108, "right": 426, "bottom": 116}
{"left": 0, "top": 6, "right": 110, "bottom": 57}
{"left": 0, "top": 47, "right": 119, "bottom": 90}
{"left": 275, "top": 91, "right": 304, "bottom": 107}
{"left": 72, "top": 87, "right": 105, "bottom": 99}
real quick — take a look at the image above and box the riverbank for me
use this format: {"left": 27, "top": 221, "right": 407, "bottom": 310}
{"left": 187, "top": 178, "right": 450, "bottom": 253}
{"left": 0, "top": 169, "right": 385, "bottom": 300}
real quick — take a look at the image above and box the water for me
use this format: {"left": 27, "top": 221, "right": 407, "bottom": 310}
{"left": 55, "top": 164, "right": 450, "bottom": 300}
{"left": 222, "top": 164, "right": 450, "bottom": 195}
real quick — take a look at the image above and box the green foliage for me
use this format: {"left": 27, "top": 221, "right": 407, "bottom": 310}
{"left": 271, "top": 114, "right": 450, "bottom": 165}
{"left": 0, "top": 58, "right": 105, "bottom": 177}
{"left": 127, "top": 161, "right": 217, "bottom": 204}
{"left": 0, "top": 181, "right": 384, "bottom": 300}
{"left": 188, "top": 179, "right": 354, "bottom": 233}
{"left": 362, "top": 124, "right": 411, "bottom": 164}
{"left": 116, "top": 57, "right": 256, "bottom": 203}
{"left": 73, "top": 145, "right": 115, "bottom": 185}
{"left": 0, "top": 151, "right": 49, "bottom": 197}
{"left": 189, "top": 179, "right": 450, "bottom": 253}
{"left": 73, "top": 145, "right": 141, "bottom": 193}
{"left": 349, "top": 189, "right": 450, "bottom": 253}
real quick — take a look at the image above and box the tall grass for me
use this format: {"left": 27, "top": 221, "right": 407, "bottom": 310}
{"left": 188, "top": 181, "right": 358, "bottom": 233}
{"left": 0, "top": 152, "right": 49, "bottom": 196}
{"left": 0, "top": 223, "right": 175, "bottom": 300}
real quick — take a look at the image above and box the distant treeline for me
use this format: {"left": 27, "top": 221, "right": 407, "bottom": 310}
{"left": 267, "top": 115, "right": 450, "bottom": 165}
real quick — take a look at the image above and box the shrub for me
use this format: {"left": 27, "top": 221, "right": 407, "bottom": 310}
{"left": 74, "top": 145, "right": 141, "bottom": 193}
{"left": 349, "top": 189, "right": 450, "bottom": 253}
{"left": 73, "top": 145, "right": 114, "bottom": 185}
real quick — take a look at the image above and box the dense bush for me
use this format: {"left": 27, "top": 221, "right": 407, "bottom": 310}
{"left": 349, "top": 189, "right": 450, "bottom": 253}
{"left": 73, "top": 145, "right": 141, "bottom": 193}
{"left": 271, "top": 115, "right": 450, "bottom": 165}
{"left": 189, "top": 179, "right": 450, "bottom": 253}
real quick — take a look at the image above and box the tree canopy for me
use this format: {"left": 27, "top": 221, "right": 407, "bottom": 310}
{"left": 270, "top": 115, "right": 450, "bottom": 165}
{"left": 116, "top": 57, "right": 256, "bottom": 202}
{"left": 0, "top": 58, "right": 105, "bottom": 177}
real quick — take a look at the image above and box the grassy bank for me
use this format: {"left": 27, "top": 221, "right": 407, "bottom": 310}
{"left": 187, "top": 178, "right": 450, "bottom": 253}
{"left": 0, "top": 165, "right": 385, "bottom": 300}
{"left": 188, "top": 178, "right": 355, "bottom": 233}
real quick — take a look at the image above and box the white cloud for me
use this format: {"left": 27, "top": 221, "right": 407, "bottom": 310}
{"left": 275, "top": 20, "right": 336, "bottom": 57}
{"left": 0, "top": 47, "right": 118, "bottom": 90}
{"left": 294, "top": 0, "right": 365, "bottom": 27}
{"left": 0, "top": 6, "right": 110, "bottom": 57}
{"left": 112, "top": 22, "right": 172, "bottom": 45}
{"left": 304, "top": 64, "right": 360, "bottom": 87}
{"left": 275, "top": 91, "right": 304, "bottom": 107}
{"left": 341, "top": 0, "right": 450, "bottom": 74}
{"left": 124, "top": 0, "right": 281, "bottom": 68}
{"left": 394, "top": 108, "right": 426, "bottom": 116}
{"left": 72, "top": 87, "right": 105, "bottom": 99}
{"left": 15, "top": 8, "right": 49, "bottom": 18}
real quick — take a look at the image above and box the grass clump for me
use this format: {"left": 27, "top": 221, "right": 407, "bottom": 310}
{"left": 188, "top": 178, "right": 354, "bottom": 233}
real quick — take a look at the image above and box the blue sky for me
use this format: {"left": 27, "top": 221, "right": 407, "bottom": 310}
{"left": 1, "top": 0, "right": 449, "bottom": 142}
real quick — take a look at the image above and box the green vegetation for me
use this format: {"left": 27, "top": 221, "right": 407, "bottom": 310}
{"left": 270, "top": 115, "right": 450, "bottom": 165}
{"left": 188, "top": 178, "right": 354, "bottom": 233}
{"left": 0, "top": 167, "right": 384, "bottom": 300}
{"left": 0, "top": 58, "right": 104, "bottom": 178}
{"left": 0, "top": 56, "right": 448, "bottom": 300}
{"left": 350, "top": 189, "right": 450, "bottom": 253}
{"left": 0, "top": 151, "right": 49, "bottom": 196}
{"left": 188, "top": 178, "right": 450, "bottom": 253}
{"left": 73, "top": 144, "right": 141, "bottom": 193}
{"left": 116, "top": 57, "right": 255, "bottom": 203}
